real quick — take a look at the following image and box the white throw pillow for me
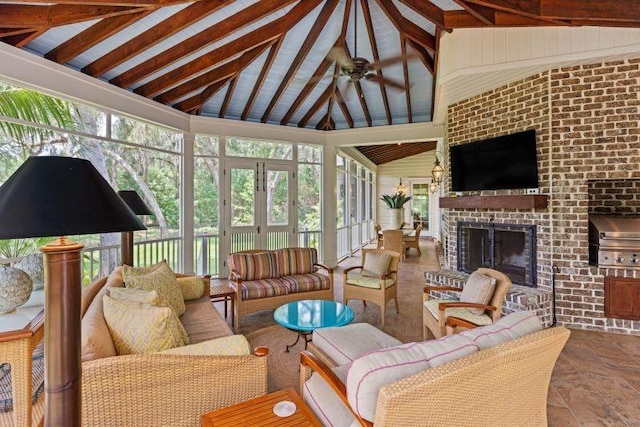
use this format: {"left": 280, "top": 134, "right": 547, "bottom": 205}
{"left": 362, "top": 253, "right": 392, "bottom": 278}
{"left": 460, "top": 271, "right": 496, "bottom": 315}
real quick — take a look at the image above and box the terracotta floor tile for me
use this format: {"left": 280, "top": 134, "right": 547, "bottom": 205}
{"left": 547, "top": 385, "right": 568, "bottom": 407}
{"left": 587, "top": 373, "right": 640, "bottom": 421}
{"left": 547, "top": 405, "right": 581, "bottom": 427}
{"left": 556, "top": 387, "right": 626, "bottom": 426}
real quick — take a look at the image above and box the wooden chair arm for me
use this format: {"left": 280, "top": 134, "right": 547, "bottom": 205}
{"left": 382, "top": 270, "right": 398, "bottom": 280}
{"left": 446, "top": 316, "right": 479, "bottom": 330}
{"left": 424, "top": 285, "right": 461, "bottom": 293}
{"left": 229, "top": 270, "right": 242, "bottom": 282}
{"left": 300, "top": 351, "right": 371, "bottom": 427}
{"left": 343, "top": 266, "right": 363, "bottom": 274}
{"left": 253, "top": 346, "right": 269, "bottom": 357}
{"left": 438, "top": 302, "right": 497, "bottom": 312}
{"left": 314, "top": 263, "right": 333, "bottom": 274}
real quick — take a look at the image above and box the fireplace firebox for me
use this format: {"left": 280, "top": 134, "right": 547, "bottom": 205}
{"left": 457, "top": 220, "right": 537, "bottom": 287}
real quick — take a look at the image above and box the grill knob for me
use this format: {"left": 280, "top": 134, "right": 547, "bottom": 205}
{"left": 616, "top": 256, "right": 625, "bottom": 263}
{"left": 632, "top": 257, "right": 639, "bottom": 264}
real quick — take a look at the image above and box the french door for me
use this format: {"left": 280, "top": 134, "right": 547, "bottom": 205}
{"left": 223, "top": 160, "right": 296, "bottom": 258}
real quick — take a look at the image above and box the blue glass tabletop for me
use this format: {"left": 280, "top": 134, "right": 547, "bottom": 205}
{"left": 273, "top": 300, "right": 355, "bottom": 332}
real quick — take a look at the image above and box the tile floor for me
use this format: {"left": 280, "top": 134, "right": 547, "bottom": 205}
{"left": 213, "top": 239, "right": 640, "bottom": 426}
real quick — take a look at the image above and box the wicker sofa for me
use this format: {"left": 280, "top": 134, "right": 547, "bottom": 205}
{"left": 78, "top": 266, "right": 268, "bottom": 427}
{"left": 300, "top": 311, "right": 570, "bottom": 426}
{"left": 228, "top": 247, "right": 333, "bottom": 328}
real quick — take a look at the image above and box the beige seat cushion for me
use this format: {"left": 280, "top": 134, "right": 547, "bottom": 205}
{"left": 103, "top": 295, "right": 188, "bottom": 355}
{"left": 124, "top": 262, "right": 186, "bottom": 316}
{"left": 424, "top": 299, "right": 493, "bottom": 326}
{"left": 303, "top": 367, "right": 356, "bottom": 427}
{"left": 460, "top": 271, "right": 497, "bottom": 315}
{"left": 362, "top": 253, "right": 392, "bottom": 277}
{"left": 345, "top": 273, "right": 395, "bottom": 289}
{"left": 182, "top": 296, "right": 233, "bottom": 343}
{"left": 157, "top": 335, "right": 250, "bottom": 356}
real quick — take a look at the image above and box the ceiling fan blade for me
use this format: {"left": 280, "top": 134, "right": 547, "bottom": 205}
{"left": 367, "top": 53, "right": 416, "bottom": 70}
{"left": 365, "top": 73, "right": 406, "bottom": 91}
{"left": 327, "top": 46, "right": 354, "bottom": 69}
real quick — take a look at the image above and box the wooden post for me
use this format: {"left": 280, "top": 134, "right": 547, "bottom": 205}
{"left": 121, "top": 231, "right": 134, "bottom": 266}
{"left": 41, "top": 238, "right": 83, "bottom": 427}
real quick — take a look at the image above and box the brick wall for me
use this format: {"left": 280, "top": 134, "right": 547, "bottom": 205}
{"left": 588, "top": 180, "right": 640, "bottom": 215}
{"left": 445, "top": 58, "right": 640, "bottom": 335}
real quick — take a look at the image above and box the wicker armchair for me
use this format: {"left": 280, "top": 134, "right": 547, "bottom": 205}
{"left": 403, "top": 224, "right": 422, "bottom": 255}
{"left": 381, "top": 230, "right": 405, "bottom": 261}
{"left": 373, "top": 224, "right": 383, "bottom": 249}
{"left": 343, "top": 249, "right": 400, "bottom": 326}
{"left": 300, "top": 325, "right": 570, "bottom": 426}
{"left": 423, "top": 268, "right": 512, "bottom": 340}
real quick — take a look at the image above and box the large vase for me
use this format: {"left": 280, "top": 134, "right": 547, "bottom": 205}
{"left": 0, "top": 265, "right": 33, "bottom": 314}
{"left": 387, "top": 208, "right": 403, "bottom": 230}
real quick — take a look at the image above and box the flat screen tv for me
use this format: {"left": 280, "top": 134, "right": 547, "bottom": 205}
{"left": 450, "top": 129, "right": 538, "bottom": 192}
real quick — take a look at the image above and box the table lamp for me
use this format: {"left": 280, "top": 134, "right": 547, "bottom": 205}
{"left": 117, "top": 190, "right": 153, "bottom": 266}
{"left": 0, "top": 156, "right": 145, "bottom": 427}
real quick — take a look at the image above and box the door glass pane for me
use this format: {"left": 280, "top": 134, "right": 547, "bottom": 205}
{"left": 267, "top": 170, "right": 288, "bottom": 226}
{"left": 231, "top": 168, "right": 255, "bottom": 227}
{"left": 412, "top": 183, "right": 429, "bottom": 229}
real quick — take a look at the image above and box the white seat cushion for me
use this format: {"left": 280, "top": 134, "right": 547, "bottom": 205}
{"left": 424, "top": 299, "right": 493, "bottom": 326}
{"left": 346, "top": 273, "right": 395, "bottom": 289}
{"left": 313, "top": 323, "right": 402, "bottom": 366}
{"left": 303, "top": 368, "right": 356, "bottom": 427}
{"left": 459, "top": 311, "right": 543, "bottom": 349}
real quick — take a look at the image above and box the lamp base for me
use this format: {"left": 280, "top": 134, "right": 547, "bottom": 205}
{"left": 41, "top": 237, "right": 84, "bottom": 427}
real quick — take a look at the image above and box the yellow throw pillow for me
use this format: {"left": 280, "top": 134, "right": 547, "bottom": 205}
{"left": 124, "top": 262, "right": 186, "bottom": 316}
{"left": 157, "top": 335, "right": 250, "bottom": 356}
{"left": 176, "top": 276, "right": 205, "bottom": 300}
{"left": 103, "top": 295, "right": 188, "bottom": 355}
{"left": 121, "top": 260, "right": 166, "bottom": 278}
{"left": 109, "top": 287, "right": 160, "bottom": 305}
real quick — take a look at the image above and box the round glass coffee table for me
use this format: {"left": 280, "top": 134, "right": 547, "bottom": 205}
{"left": 273, "top": 300, "right": 355, "bottom": 352}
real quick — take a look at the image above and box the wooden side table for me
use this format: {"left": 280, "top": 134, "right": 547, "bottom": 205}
{"left": 0, "top": 290, "right": 45, "bottom": 427}
{"left": 209, "top": 284, "right": 235, "bottom": 326}
{"left": 201, "top": 388, "right": 320, "bottom": 426}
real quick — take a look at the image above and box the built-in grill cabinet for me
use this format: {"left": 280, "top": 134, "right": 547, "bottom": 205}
{"left": 588, "top": 215, "right": 640, "bottom": 268}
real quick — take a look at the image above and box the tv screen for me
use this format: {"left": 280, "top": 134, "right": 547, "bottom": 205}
{"left": 450, "top": 129, "right": 538, "bottom": 192}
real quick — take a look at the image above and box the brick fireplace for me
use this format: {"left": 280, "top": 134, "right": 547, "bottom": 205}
{"left": 441, "top": 57, "right": 640, "bottom": 335}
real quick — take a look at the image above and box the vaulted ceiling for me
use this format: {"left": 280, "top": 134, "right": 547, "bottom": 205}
{"left": 0, "top": 0, "right": 637, "bottom": 139}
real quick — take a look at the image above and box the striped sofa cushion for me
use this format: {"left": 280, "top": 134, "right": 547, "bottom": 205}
{"left": 280, "top": 272, "right": 330, "bottom": 293}
{"left": 227, "top": 251, "right": 278, "bottom": 281}
{"left": 229, "top": 278, "right": 290, "bottom": 300}
{"left": 276, "top": 247, "right": 317, "bottom": 276}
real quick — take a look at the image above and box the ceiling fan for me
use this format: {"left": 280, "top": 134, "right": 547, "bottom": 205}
{"left": 326, "top": 0, "right": 411, "bottom": 91}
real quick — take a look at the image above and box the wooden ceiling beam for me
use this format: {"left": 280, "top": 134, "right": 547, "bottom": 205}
{"left": 242, "top": 37, "right": 283, "bottom": 121}
{"left": 353, "top": 80, "right": 372, "bottom": 127}
{"left": 406, "top": 40, "right": 434, "bottom": 75}
{"left": 361, "top": 0, "right": 391, "bottom": 126}
{"left": 298, "top": 85, "right": 333, "bottom": 128}
{"left": 111, "top": 0, "right": 319, "bottom": 90}
{"left": 444, "top": 9, "right": 563, "bottom": 27}
{"left": 401, "top": 38, "right": 412, "bottom": 124}
{"left": 334, "top": 87, "right": 354, "bottom": 128}
{"left": 173, "top": 76, "right": 231, "bottom": 113}
{"left": 152, "top": 42, "right": 272, "bottom": 103}
{"left": 397, "top": 0, "right": 449, "bottom": 32}
{"left": 45, "top": 10, "right": 152, "bottom": 63}
{"left": 540, "top": 0, "right": 640, "bottom": 22}
{"left": 462, "top": 0, "right": 569, "bottom": 25}
{"left": 0, "top": 27, "right": 39, "bottom": 38}
{"left": 83, "top": 0, "right": 237, "bottom": 77}
{"left": 0, "top": 4, "right": 145, "bottom": 27}
{"left": 5, "top": 0, "right": 205, "bottom": 5}
{"left": 453, "top": 0, "right": 495, "bottom": 25}
{"left": 260, "top": 0, "right": 341, "bottom": 123}
{"left": 373, "top": 0, "right": 436, "bottom": 53}
{"left": 2, "top": 29, "right": 46, "bottom": 47}
{"left": 280, "top": 0, "right": 351, "bottom": 126}
{"left": 218, "top": 76, "right": 238, "bottom": 118}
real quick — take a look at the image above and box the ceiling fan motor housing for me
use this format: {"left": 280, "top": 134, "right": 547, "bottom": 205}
{"left": 342, "top": 57, "right": 372, "bottom": 80}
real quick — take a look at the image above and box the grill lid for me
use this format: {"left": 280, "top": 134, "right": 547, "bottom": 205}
{"left": 589, "top": 215, "right": 640, "bottom": 240}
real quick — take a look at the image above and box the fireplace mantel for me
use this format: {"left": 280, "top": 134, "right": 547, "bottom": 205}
{"left": 440, "top": 194, "right": 548, "bottom": 210}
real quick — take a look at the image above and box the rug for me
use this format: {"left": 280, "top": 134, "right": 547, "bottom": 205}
{"left": 246, "top": 325, "right": 302, "bottom": 394}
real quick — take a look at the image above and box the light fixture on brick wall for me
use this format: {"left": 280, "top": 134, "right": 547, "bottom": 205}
{"left": 431, "top": 156, "right": 444, "bottom": 184}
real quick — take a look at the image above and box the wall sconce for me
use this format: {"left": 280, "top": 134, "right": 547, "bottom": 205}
{"left": 431, "top": 157, "right": 444, "bottom": 184}
{"left": 394, "top": 178, "right": 407, "bottom": 195}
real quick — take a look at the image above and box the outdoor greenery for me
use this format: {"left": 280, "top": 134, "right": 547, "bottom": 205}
{"left": 380, "top": 193, "right": 412, "bottom": 208}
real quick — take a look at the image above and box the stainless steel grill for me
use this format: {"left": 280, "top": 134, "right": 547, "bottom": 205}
{"left": 589, "top": 215, "right": 640, "bottom": 268}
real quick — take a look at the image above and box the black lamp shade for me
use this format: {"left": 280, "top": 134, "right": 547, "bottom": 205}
{"left": 0, "top": 156, "right": 145, "bottom": 239}
{"left": 117, "top": 190, "right": 153, "bottom": 216}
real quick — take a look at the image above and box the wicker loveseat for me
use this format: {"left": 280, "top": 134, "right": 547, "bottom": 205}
{"left": 300, "top": 312, "right": 570, "bottom": 426}
{"left": 228, "top": 247, "right": 333, "bottom": 328}
{"left": 79, "top": 266, "right": 268, "bottom": 427}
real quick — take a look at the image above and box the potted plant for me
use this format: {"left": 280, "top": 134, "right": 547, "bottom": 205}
{"left": 380, "top": 193, "right": 412, "bottom": 229}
